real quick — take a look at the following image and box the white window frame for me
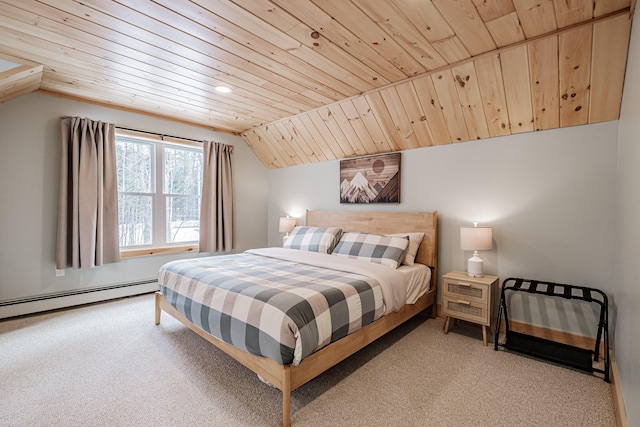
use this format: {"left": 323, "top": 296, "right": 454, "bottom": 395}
{"left": 116, "top": 129, "right": 202, "bottom": 258}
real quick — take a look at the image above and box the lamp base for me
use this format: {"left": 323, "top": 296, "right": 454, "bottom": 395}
{"left": 467, "top": 252, "right": 484, "bottom": 278}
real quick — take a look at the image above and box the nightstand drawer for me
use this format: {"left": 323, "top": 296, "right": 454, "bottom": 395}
{"left": 442, "top": 296, "right": 488, "bottom": 325}
{"left": 442, "top": 278, "right": 489, "bottom": 304}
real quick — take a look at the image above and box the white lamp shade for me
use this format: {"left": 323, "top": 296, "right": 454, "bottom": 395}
{"left": 279, "top": 217, "right": 296, "bottom": 233}
{"left": 460, "top": 226, "right": 492, "bottom": 251}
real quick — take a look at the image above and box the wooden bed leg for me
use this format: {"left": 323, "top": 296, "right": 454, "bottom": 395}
{"left": 282, "top": 366, "right": 291, "bottom": 427}
{"left": 155, "top": 291, "right": 162, "bottom": 325}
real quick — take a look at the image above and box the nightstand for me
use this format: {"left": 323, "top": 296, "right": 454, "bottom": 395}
{"left": 442, "top": 271, "right": 499, "bottom": 346}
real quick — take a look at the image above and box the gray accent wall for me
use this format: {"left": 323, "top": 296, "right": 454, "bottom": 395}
{"left": 0, "top": 93, "right": 268, "bottom": 310}
{"left": 615, "top": 12, "right": 640, "bottom": 427}
{"left": 269, "top": 121, "right": 619, "bottom": 346}
{"left": 269, "top": 123, "right": 618, "bottom": 295}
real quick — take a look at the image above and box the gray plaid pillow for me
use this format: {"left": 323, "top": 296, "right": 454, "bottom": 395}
{"left": 332, "top": 232, "right": 409, "bottom": 269}
{"left": 283, "top": 226, "right": 343, "bottom": 254}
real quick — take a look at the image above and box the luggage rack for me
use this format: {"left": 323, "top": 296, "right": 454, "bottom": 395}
{"left": 494, "top": 278, "right": 609, "bottom": 382}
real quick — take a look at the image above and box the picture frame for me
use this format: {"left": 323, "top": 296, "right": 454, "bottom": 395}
{"left": 340, "top": 152, "right": 400, "bottom": 204}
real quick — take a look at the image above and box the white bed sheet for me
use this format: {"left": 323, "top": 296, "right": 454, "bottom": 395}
{"left": 248, "top": 248, "right": 431, "bottom": 311}
{"left": 248, "top": 247, "right": 407, "bottom": 314}
{"left": 397, "top": 263, "right": 431, "bottom": 304}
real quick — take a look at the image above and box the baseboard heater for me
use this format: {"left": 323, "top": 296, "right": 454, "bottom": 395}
{"left": 0, "top": 279, "right": 159, "bottom": 319}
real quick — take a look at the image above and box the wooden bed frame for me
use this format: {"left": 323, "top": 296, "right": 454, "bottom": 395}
{"left": 155, "top": 210, "right": 438, "bottom": 426}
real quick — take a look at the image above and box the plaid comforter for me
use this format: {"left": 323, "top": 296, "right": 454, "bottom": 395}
{"left": 158, "top": 248, "right": 407, "bottom": 365}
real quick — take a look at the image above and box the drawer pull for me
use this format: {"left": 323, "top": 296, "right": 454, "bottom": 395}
{"left": 456, "top": 282, "right": 472, "bottom": 287}
{"left": 456, "top": 300, "right": 471, "bottom": 305}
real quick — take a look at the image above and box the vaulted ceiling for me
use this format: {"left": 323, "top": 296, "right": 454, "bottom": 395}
{"left": 0, "top": 0, "right": 635, "bottom": 168}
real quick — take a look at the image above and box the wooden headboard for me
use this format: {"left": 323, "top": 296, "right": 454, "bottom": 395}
{"left": 306, "top": 210, "right": 438, "bottom": 271}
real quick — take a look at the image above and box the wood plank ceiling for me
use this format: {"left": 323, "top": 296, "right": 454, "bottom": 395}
{"left": 0, "top": 0, "right": 635, "bottom": 169}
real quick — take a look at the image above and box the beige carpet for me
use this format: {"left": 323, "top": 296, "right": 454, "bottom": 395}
{"left": 0, "top": 294, "right": 615, "bottom": 426}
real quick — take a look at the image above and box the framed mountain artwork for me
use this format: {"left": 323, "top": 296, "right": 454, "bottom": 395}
{"left": 340, "top": 152, "right": 400, "bottom": 204}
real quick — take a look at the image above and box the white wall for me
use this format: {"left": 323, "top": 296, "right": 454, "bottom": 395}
{"left": 0, "top": 93, "right": 268, "bottom": 310}
{"left": 614, "top": 13, "right": 640, "bottom": 426}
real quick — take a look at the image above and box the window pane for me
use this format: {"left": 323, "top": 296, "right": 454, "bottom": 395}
{"left": 116, "top": 132, "right": 204, "bottom": 250}
{"left": 163, "top": 146, "right": 202, "bottom": 196}
{"left": 166, "top": 196, "right": 200, "bottom": 243}
{"left": 117, "top": 139, "right": 152, "bottom": 193}
{"left": 118, "top": 194, "right": 153, "bottom": 246}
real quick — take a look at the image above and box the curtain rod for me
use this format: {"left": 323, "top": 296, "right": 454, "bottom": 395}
{"left": 60, "top": 118, "right": 204, "bottom": 144}
{"left": 116, "top": 126, "right": 203, "bottom": 144}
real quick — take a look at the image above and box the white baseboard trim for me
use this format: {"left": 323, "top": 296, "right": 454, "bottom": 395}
{"left": 0, "top": 280, "right": 158, "bottom": 319}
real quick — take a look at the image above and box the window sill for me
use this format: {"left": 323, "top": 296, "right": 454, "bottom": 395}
{"left": 120, "top": 244, "right": 198, "bottom": 259}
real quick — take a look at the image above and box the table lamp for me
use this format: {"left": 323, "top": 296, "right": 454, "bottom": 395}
{"left": 460, "top": 222, "right": 493, "bottom": 277}
{"left": 279, "top": 217, "right": 296, "bottom": 243}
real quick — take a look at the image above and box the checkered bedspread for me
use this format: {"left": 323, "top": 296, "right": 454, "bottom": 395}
{"left": 158, "top": 248, "right": 405, "bottom": 365}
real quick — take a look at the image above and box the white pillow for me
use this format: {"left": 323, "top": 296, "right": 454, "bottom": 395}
{"left": 386, "top": 232, "right": 424, "bottom": 266}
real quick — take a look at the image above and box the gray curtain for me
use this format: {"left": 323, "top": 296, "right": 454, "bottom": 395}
{"left": 199, "top": 141, "right": 234, "bottom": 252}
{"left": 56, "top": 117, "right": 120, "bottom": 269}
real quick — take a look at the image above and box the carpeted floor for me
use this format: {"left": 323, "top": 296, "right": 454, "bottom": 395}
{"left": 0, "top": 294, "right": 615, "bottom": 426}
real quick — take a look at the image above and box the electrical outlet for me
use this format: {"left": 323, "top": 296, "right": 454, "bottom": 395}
{"left": 55, "top": 268, "right": 65, "bottom": 277}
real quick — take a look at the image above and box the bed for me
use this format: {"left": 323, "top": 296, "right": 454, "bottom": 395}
{"left": 155, "top": 210, "right": 438, "bottom": 426}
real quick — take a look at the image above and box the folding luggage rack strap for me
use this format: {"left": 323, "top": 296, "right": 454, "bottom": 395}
{"left": 494, "top": 278, "right": 609, "bottom": 382}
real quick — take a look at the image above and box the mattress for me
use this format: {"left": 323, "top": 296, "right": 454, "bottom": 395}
{"left": 398, "top": 263, "right": 431, "bottom": 304}
{"left": 158, "top": 248, "right": 418, "bottom": 365}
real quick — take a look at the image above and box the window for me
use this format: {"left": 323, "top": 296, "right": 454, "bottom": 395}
{"left": 116, "top": 131, "right": 203, "bottom": 252}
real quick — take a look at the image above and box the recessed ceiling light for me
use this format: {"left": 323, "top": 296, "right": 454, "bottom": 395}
{"left": 215, "top": 86, "right": 232, "bottom": 93}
